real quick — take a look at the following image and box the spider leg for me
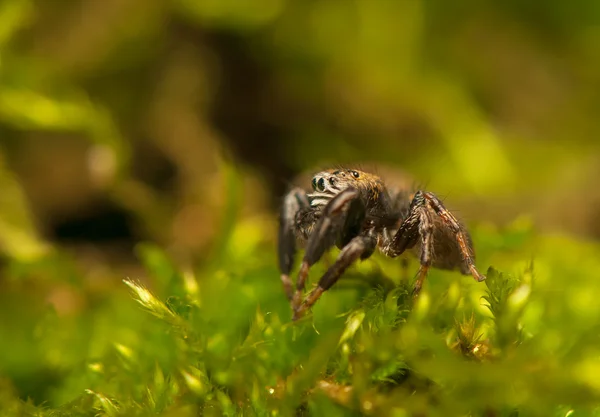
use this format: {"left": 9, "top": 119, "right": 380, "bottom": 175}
{"left": 383, "top": 194, "right": 434, "bottom": 295}
{"left": 278, "top": 187, "right": 310, "bottom": 300}
{"left": 292, "top": 188, "right": 366, "bottom": 312}
{"left": 384, "top": 191, "right": 485, "bottom": 295}
{"left": 293, "top": 232, "right": 377, "bottom": 320}
{"left": 422, "top": 192, "right": 485, "bottom": 283}
{"left": 413, "top": 207, "right": 434, "bottom": 295}
{"left": 383, "top": 193, "right": 422, "bottom": 259}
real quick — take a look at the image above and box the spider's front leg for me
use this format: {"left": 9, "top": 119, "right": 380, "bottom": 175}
{"left": 278, "top": 187, "right": 310, "bottom": 300}
{"left": 294, "top": 231, "right": 377, "bottom": 320}
{"left": 292, "top": 188, "right": 371, "bottom": 319}
{"left": 384, "top": 191, "right": 485, "bottom": 295}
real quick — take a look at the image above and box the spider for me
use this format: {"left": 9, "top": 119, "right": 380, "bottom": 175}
{"left": 278, "top": 167, "right": 486, "bottom": 320}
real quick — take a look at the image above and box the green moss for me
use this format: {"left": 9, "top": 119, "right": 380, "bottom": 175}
{"left": 1, "top": 219, "right": 600, "bottom": 416}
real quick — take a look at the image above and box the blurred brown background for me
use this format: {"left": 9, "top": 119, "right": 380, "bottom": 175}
{"left": 1, "top": 0, "right": 600, "bottom": 270}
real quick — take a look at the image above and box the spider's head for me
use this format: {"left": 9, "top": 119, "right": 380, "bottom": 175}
{"left": 308, "top": 168, "right": 384, "bottom": 207}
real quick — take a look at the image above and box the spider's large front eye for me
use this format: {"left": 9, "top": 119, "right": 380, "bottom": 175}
{"left": 312, "top": 177, "right": 325, "bottom": 191}
{"left": 351, "top": 170, "right": 360, "bottom": 178}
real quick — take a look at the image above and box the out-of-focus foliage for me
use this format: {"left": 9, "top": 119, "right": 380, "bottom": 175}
{"left": 1, "top": 0, "right": 600, "bottom": 247}
{"left": 2, "top": 0, "right": 600, "bottom": 416}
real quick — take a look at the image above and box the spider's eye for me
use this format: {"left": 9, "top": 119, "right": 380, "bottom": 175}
{"left": 317, "top": 178, "right": 325, "bottom": 191}
{"left": 312, "top": 177, "right": 325, "bottom": 192}
{"left": 351, "top": 170, "right": 360, "bottom": 179}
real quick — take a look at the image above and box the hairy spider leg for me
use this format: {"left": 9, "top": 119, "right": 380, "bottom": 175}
{"left": 384, "top": 191, "right": 485, "bottom": 295}
{"left": 278, "top": 187, "right": 310, "bottom": 300}
{"left": 382, "top": 191, "right": 426, "bottom": 294}
{"left": 413, "top": 206, "right": 434, "bottom": 295}
{"left": 422, "top": 192, "right": 486, "bottom": 283}
{"left": 292, "top": 188, "right": 366, "bottom": 314}
{"left": 293, "top": 232, "right": 377, "bottom": 320}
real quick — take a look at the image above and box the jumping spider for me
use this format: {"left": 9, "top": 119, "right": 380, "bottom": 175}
{"left": 278, "top": 168, "right": 486, "bottom": 320}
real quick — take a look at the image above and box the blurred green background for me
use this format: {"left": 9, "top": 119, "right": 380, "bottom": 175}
{"left": 2, "top": 0, "right": 600, "bottom": 416}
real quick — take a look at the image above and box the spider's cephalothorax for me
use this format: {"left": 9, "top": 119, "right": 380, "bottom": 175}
{"left": 278, "top": 168, "right": 486, "bottom": 320}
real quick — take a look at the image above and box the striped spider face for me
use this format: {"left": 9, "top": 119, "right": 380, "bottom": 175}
{"left": 308, "top": 169, "right": 382, "bottom": 207}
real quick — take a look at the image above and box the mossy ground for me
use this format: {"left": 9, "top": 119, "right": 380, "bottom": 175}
{"left": 2, "top": 213, "right": 600, "bottom": 417}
